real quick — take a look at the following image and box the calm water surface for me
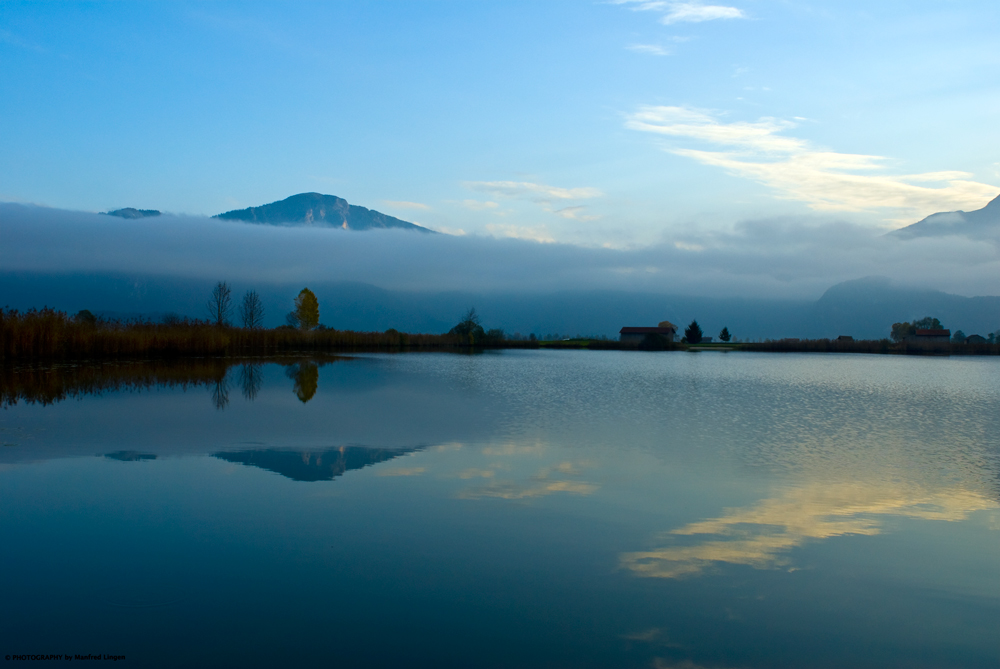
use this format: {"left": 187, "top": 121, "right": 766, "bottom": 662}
{"left": 2, "top": 351, "right": 999, "bottom": 668}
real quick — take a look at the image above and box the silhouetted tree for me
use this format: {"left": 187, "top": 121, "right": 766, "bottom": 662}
{"left": 449, "top": 308, "right": 486, "bottom": 339}
{"left": 952, "top": 330, "right": 966, "bottom": 344}
{"left": 74, "top": 309, "right": 97, "bottom": 325}
{"left": 684, "top": 320, "right": 703, "bottom": 344}
{"left": 207, "top": 281, "right": 233, "bottom": 326}
{"left": 290, "top": 288, "right": 319, "bottom": 330}
{"left": 891, "top": 322, "right": 915, "bottom": 342}
{"left": 239, "top": 290, "right": 265, "bottom": 329}
{"left": 913, "top": 316, "right": 943, "bottom": 330}
{"left": 719, "top": 326, "right": 731, "bottom": 342}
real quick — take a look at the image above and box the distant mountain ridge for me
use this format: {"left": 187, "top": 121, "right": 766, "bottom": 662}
{"left": 214, "top": 192, "right": 432, "bottom": 232}
{"left": 103, "top": 208, "right": 161, "bottom": 219}
{"left": 892, "top": 194, "right": 1000, "bottom": 240}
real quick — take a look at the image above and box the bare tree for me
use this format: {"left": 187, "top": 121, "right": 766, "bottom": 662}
{"left": 207, "top": 281, "right": 233, "bottom": 326}
{"left": 239, "top": 289, "right": 265, "bottom": 329}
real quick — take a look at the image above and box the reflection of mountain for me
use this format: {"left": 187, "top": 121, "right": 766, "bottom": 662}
{"left": 213, "top": 446, "right": 423, "bottom": 482}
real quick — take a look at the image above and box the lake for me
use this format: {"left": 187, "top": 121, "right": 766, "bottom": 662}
{"left": 2, "top": 350, "right": 1000, "bottom": 668}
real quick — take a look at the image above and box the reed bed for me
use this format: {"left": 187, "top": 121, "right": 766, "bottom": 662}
{"left": 0, "top": 308, "right": 536, "bottom": 361}
{"left": 741, "top": 338, "right": 1000, "bottom": 355}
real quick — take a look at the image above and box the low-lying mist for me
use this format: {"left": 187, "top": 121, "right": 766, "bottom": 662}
{"left": 3, "top": 203, "right": 999, "bottom": 338}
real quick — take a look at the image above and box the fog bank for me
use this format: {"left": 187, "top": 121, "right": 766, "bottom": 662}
{"left": 4, "top": 203, "right": 999, "bottom": 300}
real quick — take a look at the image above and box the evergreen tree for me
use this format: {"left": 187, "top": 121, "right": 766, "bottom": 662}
{"left": 684, "top": 320, "right": 703, "bottom": 344}
{"left": 719, "top": 326, "right": 731, "bottom": 342}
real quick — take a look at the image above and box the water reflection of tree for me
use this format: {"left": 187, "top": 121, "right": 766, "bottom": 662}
{"left": 285, "top": 362, "right": 319, "bottom": 403}
{"left": 1, "top": 357, "right": 340, "bottom": 409}
{"left": 211, "top": 375, "right": 230, "bottom": 410}
{"left": 239, "top": 363, "right": 263, "bottom": 401}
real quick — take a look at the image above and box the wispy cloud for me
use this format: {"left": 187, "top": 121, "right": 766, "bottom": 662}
{"left": 465, "top": 180, "right": 602, "bottom": 203}
{"left": 460, "top": 199, "right": 500, "bottom": 211}
{"left": 554, "top": 205, "right": 599, "bottom": 221}
{"left": 614, "top": 1, "right": 746, "bottom": 25}
{"left": 484, "top": 223, "right": 556, "bottom": 243}
{"left": 382, "top": 200, "right": 430, "bottom": 211}
{"left": 626, "top": 105, "right": 999, "bottom": 222}
{"left": 627, "top": 43, "right": 670, "bottom": 56}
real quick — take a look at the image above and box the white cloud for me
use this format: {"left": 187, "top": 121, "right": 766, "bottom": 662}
{"left": 483, "top": 223, "right": 556, "bottom": 243}
{"left": 460, "top": 199, "right": 500, "bottom": 211}
{"left": 554, "top": 205, "right": 600, "bottom": 221}
{"left": 627, "top": 43, "right": 670, "bottom": 56}
{"left": 382, "top": 200, "right": 430, "bottom": 211}
{"left": 626, "top": 105, "right": 1000, "bottom": 223}
{"left": 465, "top": 180, "right": 602, "bottom": 203}
{"left": 614, "top": 1, "right": 746, "bottom": 25}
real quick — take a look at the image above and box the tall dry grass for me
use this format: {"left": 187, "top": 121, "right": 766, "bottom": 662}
{"left": 0, "top": 308, "right": 534, "bottom": 362}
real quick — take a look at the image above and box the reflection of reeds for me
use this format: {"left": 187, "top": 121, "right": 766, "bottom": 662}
{"left": 0, "top": 308, "right": 537, "bottom": 361}
{"left": 0, "top": 359, "right": 231, "bottom": 407}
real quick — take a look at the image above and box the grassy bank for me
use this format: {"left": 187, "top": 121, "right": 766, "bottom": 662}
{"left": 0, "top": 308, "right": 537, "bottom": 361}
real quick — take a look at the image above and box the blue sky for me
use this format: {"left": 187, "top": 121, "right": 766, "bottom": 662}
{"left": 2, "top": 0, "right": 998, "bottom": 246}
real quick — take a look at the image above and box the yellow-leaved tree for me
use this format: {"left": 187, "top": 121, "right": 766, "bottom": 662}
{"left": 293, "top": 288, "right": 320, "bottom": 330}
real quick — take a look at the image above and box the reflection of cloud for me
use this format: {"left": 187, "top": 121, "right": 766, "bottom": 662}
{"left": 652, "top": 660, "right": 735, "bottom": 669}
{"left": 621, "top": 481, "right": 997, "bottom": 579}
{"left": 458, "top": 479, "right": 597, "bottom": 500}
{"left": 376, "top": 466, "right": 426, "bottom": 477}
{"left": 458, "top": 468, "right": 496, "bottom": 479}
{"left": 481, "top": 441, "right": 547, "bottom": 457}
{"left": 458, "top": 458, "right": 597, "bottom": 500}
{"left": 614, "top": 1, "right": 746, "bottom": 25}
{"left": 626, "top": 105, "right": 999, "bottom": 222}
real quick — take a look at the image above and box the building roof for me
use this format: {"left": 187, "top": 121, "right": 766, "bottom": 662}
{"left": 915, "top": 329, "right": 950, "bottom": 336}
{"left": 620, "top": 327, "right": 676, "bottom": 335}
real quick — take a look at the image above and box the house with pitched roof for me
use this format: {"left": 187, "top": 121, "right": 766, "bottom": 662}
{"left": 619, "top": 320, "right": 677, "bottom": 344}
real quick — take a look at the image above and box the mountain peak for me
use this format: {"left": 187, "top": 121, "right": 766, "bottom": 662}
{"left": 102, "top": 208, "right": 161, "bottom": 219}
{"left": 891, "top": 193, "right": 1000, "bottom": 240}
{"left": 214, "top": 193, "right": 432, "bottom": 232}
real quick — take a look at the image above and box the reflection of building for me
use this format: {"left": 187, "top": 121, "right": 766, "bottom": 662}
{"left": 619, "top": 320, "right": 677, "bottom": 344}
{"left": 213, "top": 446, "right": 422, "bottom": 482}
